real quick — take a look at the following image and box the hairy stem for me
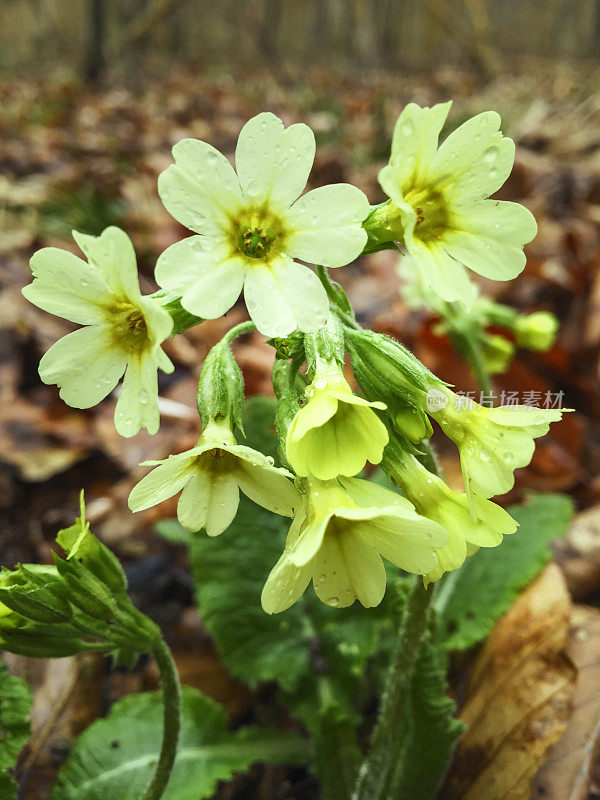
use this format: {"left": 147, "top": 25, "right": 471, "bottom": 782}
{"left": 140, "top": 637, "right": 182, "bottom": 800}
{"left": 222, "top": 320, "right": 256, "bottom": 346}
{"left": 352, "top": 580, "right": 435, "bottom": 800}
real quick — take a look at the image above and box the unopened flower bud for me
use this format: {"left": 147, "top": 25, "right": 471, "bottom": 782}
{"left": 514, "top": 311, "right": 558, "bottom": 351}
{"left": 481, "top": 334, "right": 515, "bottom": 375}
{"left": 197, "top": 338, "right": 245, "bottom": 431}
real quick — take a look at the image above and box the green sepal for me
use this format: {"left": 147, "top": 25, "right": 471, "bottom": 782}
{"left": 346, "top": 328, "right": 439, "bottom": 396}
{"left": 57, "top": 492, "right": 127, "bottom": 595}
{"left": 304, "top": 314, "right": 345, "bottom": 375}
{"left": 0, "top": 583, "right": 72, "bottom": 625}
{"left": 267, "top": 331, "right": 305, "bottom": 361}
{"left": 0, "top": 626, "right": 86, "bottom": 658}
{"left": 151, "top": 290, "right": 204, "bottom": 335}
{"left": 196, "top": 339, "right": 245, "bottom": 432}
{"left": 53, "top": 555, "right": 118, "bottom": 622}
{"left": 361, "top": 201, "right": 405, "bottom": 255}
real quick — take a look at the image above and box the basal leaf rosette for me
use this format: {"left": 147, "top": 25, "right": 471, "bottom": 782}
{"left": 156, "top": 112, "right": 370, "bottom": 337}
{"left": 428, "top": 387, "right": 566, "bottom": 500}
{"left": 261, "top": 477, "right": 447, "bottom": 614}
{"left": 387, "top": 450, "right": 517, "bottom": 583}
{"left": 286, "top": 360, "right": 389, "bottom": 480}
{"left": 378, "top": 102, "right": 537, "bottom": 307}
{"left": 22, "top": 227, "right": 174, "bottom": 437}
{"left": 129, "top": 419, "right": 300, "bottom": 535}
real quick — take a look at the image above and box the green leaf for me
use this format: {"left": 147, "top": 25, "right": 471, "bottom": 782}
{"left": 0, "top": 659, "right": 33, "bottom": 797}
{"left": 52, "top": 687, "right": 309, "bottom": 800}
{"left": 236, "top": 395, "right": 279, "bottom": 462}
{"left": 436, "top": 492, "right": 574, "bottom": 650}
{"left": 391, "top": 630, "right": 465, "bottom": 799}
{"left": 154, "top": 519, "right": 194, "bottom": 546}
{"left": 191, "top": 494, "right": 311, "bottom": 692}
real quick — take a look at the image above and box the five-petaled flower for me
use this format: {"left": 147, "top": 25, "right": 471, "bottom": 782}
{"left": 22, "top": 227, "right": 174, "bottom": 437}
{"left": 286, "top": 358, "right": 389, "bottom": 480}
{"left": 128, "top": 418, "right": 300, "bottom": 535}
{"left": 156, "top": 112, "right": 370, "bottom": 337}
{"left": 378, "top": 102, "right": 537, "bottom": 307}
{"left": 261, "top": 476, "right": 447, "bottom": 613}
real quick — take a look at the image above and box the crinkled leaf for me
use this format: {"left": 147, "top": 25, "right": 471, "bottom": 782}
{"left": 191, "top": 494, "right": 311, "bottom": 692}
{"left": 437, "top": 493, "right": 574, "bottom": 650}
{"left": 0, "top": 659, "right": 33, "bottom": 797}
{"left": 51, "top": 687, "right": 308, "bottom": 800}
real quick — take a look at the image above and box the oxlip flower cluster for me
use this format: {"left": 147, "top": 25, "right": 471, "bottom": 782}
{"left": 20, "top": 105, "right": 568, "bottom": 613}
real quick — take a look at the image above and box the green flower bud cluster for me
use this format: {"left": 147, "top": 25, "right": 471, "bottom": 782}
{"left": 0, "top": 493, "right": 159, "bottom": 665}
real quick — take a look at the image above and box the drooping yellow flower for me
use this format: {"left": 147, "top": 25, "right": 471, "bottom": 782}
{"left": 377, "top": 102, "right": 537, "bottom": 307}
{"left": 129, "top": 418, "right": 299, "bottom": 535}
{"left": 22, "top": 227, "right": 174, "bottom": 437}
{"left": 428, "top": 386, "right": 566, "bottom": 500}
{"left": 261, "top": 477, "right": 447, "bottom": 614}
{"left": 286, "top": 359, "right": 389, "bottom": 481}
{"left": 387, "top": 451, "right": 517, "bottom": 583}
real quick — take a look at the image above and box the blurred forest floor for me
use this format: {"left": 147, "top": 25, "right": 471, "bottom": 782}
{"left": 2, "top": 63, "right": 600, "bottom": 798}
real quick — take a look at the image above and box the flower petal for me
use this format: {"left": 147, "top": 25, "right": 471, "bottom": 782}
{"left": 261, "top": 549, "right": 312, "bottom": 614}
{"left": 381, "top": 102, "right": 452, "bottom": 197}
{"left": 114, "top": 353, "right": 160, "bottom": 437}
{"left": 158, "top": 138, "right": 243, "bottom": 236}
{"left": 243, "top": 257, "right": 328, "bottom": 337}
{"left": 128, "top": 454, "right": 193, "bottom": 511}
{"left": 232, "top": 455, "right": 299, "bottom": 517}
{"left": 288, "top": 515, "right": 330, "bottom": 566}
{"left": 406, "top": 238, "right": 477, "bottom": 308}
{"left": 364, "top": 516, "right": 445, "bottom": 574}
{"left": 39, "top": 326, "right": 127, "bottom": 408}
{"left": 180, "top": 252, "right": 247, "bottom": 320}
{"left": 23, "top": 248, "right": 112, "bottom": 325}
{"left": 341, "top": 476, "right": 416, "bottom": 512}
{"left": 431, "top": 112, "right": 516, "bottom": 202}
{"left": 285, "top": 184, "right": 369, "bottom": 267}
{"left": 311, "top": 531, "right": 385, "bottom": 608}
{"left": 177, "top": 469, "right": 240, "bottom": 535}
{"left": 235, "top": 112, "right": 315, "bottom": 210}
{"left": 445, "top": 201, "right": 537, "bottom": 281}
{"left": 72, "top": 227, "right": 141, "bottom": 299}
{"left": 340, "top": 532, "right": 387, "bottom": 607}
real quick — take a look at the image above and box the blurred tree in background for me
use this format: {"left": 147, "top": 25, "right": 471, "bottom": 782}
{"left": 2, "top": 0, "right": 600, "bottom": 85}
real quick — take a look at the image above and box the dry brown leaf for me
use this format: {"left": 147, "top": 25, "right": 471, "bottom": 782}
{"left": 441, "top": 564, "right": 577, "bottom": 800}
{"left": 554, "top": 505, "right": 600, "bottom": 600}
{"left": 531, "top": 605, "right": 600, "bottom": 800}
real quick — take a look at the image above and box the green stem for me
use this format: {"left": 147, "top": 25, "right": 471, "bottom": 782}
{"left": 140, "top": 637, "right": 182, "bottom": 800}
{"left": 352, "top": 580, "right": 435, "bottom": 800}
{"left": 462, "top": 335, "right": 494, "bottom": 403}
{"left": 222, "top": 320, "right": 256, "bottom": 346}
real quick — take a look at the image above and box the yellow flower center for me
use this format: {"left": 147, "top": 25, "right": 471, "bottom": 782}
{"left": 111, "top": 302, "right": 149, "bottom": 353}
{"left": 404, "top": 184, "right": 449, "bottom": 243}
{"left": 237, "top": 225, "right": 274, "bottom": 259}
{"left": 229, "top": 207, "right": 285, "bottom": 262}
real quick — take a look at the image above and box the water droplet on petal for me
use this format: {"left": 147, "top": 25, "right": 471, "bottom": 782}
{"left": 327, "top": 596, "right": 339, "bottom": 606}
{"left": 480, "top": 448, "right": 491, "bottom": 462}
